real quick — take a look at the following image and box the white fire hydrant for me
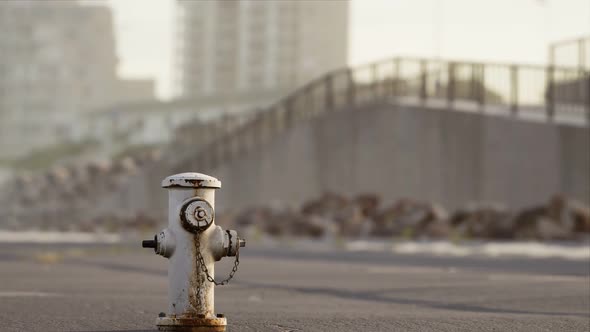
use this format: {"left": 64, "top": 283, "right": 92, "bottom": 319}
{"left": 142, "top": 172, "right": 245, "bottom": 331}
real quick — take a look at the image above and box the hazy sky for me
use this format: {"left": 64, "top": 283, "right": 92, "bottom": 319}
{"left": 104, "top": 0, "right": 590, "bottom": 100}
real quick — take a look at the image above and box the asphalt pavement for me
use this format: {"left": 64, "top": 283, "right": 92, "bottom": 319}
{"left": 0, "top": 241, "right": 588, "bottom": 332}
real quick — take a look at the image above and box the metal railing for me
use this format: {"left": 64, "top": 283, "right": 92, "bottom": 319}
{"left": 172, "top": 57, "right": 590, "bottom": 172}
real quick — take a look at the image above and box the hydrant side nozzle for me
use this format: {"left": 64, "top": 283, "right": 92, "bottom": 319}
{"left": 223, "top": 229, "right": 243, "bottom": 257}
{"left": 142, "top": 235, "right": 157, "bottom": 251}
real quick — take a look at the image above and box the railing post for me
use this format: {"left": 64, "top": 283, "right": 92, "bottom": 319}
{"left": 228, "top": 130, "right": 235, "bottom": 161}
{"left": 371, "top": 63, "right": 378, "bottom": 100}
{"left": 325, "top": 74, "right": 334, "bottom": 111}
{"left": 392, "top": 58, "right": 400, "bottom": 98}
{"left": 478, "top": 64, "right": 485, "bottom": 109}
{"left": 447, "top": 62, "right": 455, "bottom": 108}
{"left": 240, "top": 124, "right": 248, "bottom": 156}
{"left": 235, "top": 126, "right": 244, "bottom": 157}
{"left": 225, "top": 135, "right": 232, "bottom": 163}
{"left": 304, "top": 85, "right": 313, "bottom": 118}
{"left": 275, "top": 105, "right": 284, "bottom": 132}
{"left": 269, "top": 108, "right": 276, "bottom": 135}
{"left": 510, "top": 65, "right": 518, "bottom": 115}
{"left": 246, "top": 119, "right": 255, "bottom": 151}
{"left": 546, "top": 66, "right": 555, "bottom": 120}
{"left": 265, "top": 112, "right": 272, "bottom": 142}
{"left": 284, "top": 98, "right": 293, "bottom": 128}
{"left": 223, "top": 115, "right": 230, "bottom": 135}
{"left": 254, "top": 115, "right": 263, "bottom": 145}
{"left": 212, "top": 120, "right": 220, "bottom": 142}
{"left": 586, "top": 73, "right": 590, "bottom": 125}
{"left": 470, "top": 63, "right": 477, "bottom": 103}
{"left": 231, "top": 130, "right": 238, "bottom": 160}
{"left": 258, "top": 113, "right": 266, "bottom": 145}
{"left": 219, "top": 136, "right": 228, "bottom": 163}
{"left": 347, "top": 68, "right": 355, "bottom": 106}
{"left": 579, "top": 38, "right": 586, "bottom": 70}
{"left": 420, "top": 59, "right": 427, "bottom": 103}
{"left": 201, "top": 124, "right": 210, "bottom": 147}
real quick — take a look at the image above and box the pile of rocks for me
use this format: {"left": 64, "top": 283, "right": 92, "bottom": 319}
{"left": 0, "top": 149, "right": 162, "bottom": 230}
{"left": 2, "top": 165, "right": 588, "bottom": 241}
{"left": 229, "top": 193, "right": 590, "bottom": 241}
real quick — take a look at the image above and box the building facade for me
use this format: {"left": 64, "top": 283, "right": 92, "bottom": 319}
{"left": 0, "top": 1, "right": 119, "bottom": 158}
{"left": 175, "top": 0, "right": 349, "bottom": 101}
{"left": 0, "top": 2, "right": 155, "bottom": 160}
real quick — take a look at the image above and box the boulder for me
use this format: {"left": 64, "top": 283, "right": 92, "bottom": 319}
{"left": 449, "top": 203, "right": 512, "bottom": 239}
{"left": 511, "top": 196, "right": 587, "bottom": 240}
{"left": 535, "top": 217, "right": 571, "bottom": 240}
{"left": 332, "top": 203, "right": 366, "bottom": 236}
{"left": 354, "top": 193, "right": 380, "bottom": 219}
{"left": 569, "top": 199, "right": 590, "bottom": 233}
{"left": 374, "top": 199, "right": 448, "bottom": 238}
{"left": 301, "top": 192, "right": 349, "bottom": 217}
{"left": 290, "top": 213, "right": 328, "bottom": 238}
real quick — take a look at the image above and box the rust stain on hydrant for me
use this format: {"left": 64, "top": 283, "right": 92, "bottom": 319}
{"left": 142, "top": 172, "right": 245, "bottom": 331}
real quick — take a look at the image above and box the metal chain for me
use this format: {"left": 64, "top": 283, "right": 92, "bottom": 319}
{"left": 194, "top": 230, "right": 240, "bottom": 286}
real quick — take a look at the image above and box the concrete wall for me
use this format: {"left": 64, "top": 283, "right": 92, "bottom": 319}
{"left": 210, "top": 103, "right": 589, "bottom": 211}
{"left": 109, "top": 102, "right": 589, "bottom": 217}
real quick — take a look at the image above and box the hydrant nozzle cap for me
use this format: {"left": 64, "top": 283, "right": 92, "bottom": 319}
{"left": 162, "top": 172, "right": 221, "bottom": 189}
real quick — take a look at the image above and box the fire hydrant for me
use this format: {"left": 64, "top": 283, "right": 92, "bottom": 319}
{"left": 142, "top": 172, "right": 245, "bottom": 331}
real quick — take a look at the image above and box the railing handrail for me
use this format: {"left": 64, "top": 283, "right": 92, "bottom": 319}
{"left": 171, "top": 56, "right": 590, "bottom": 172}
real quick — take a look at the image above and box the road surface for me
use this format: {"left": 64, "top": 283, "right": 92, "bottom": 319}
{"left": 0, "top": 241, "right": 588, "bottom": 331}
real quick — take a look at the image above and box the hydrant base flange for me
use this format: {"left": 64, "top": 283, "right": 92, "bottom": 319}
{"left": 157, "top": 315, "right": 227, "bottom": 332}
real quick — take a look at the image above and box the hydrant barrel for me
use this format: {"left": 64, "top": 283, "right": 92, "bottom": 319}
{"left": 142, "top": 172, "right": 243, "bottom": 331}
{"left": 162, "top": 173, "right": 221, "bottom": 318}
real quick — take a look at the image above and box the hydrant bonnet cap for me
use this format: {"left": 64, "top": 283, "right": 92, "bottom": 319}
{"left": 161, "top": 172, "right": 221, "bottom": 188}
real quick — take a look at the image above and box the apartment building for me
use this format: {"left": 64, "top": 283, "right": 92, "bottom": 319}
{"left": 0, "top": 2, "right": 158, "bottom": 160}
{"left": 175, "top": 0, "right": 349, "bottom": 104}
